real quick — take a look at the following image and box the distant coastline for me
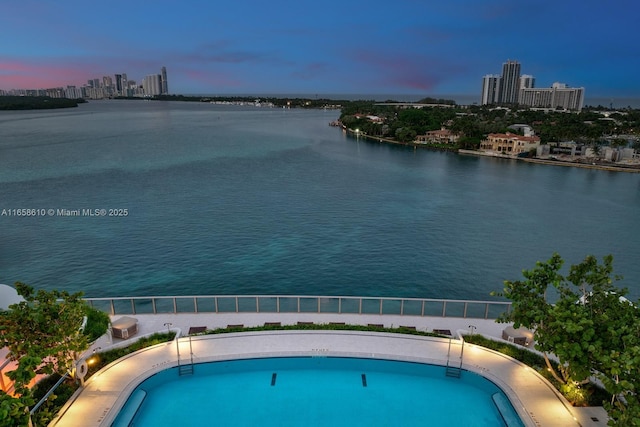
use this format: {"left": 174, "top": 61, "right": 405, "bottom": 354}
{"left": 194, "top": 93, "right": 640, "bottom": 109}
{"left": 3, "top": 93, "right": 640, "bottom": 111}
{"left": 0, "top": 96, "right": 85, "bottom": 110}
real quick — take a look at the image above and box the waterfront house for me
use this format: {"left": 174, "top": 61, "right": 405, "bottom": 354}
{"left": 480, "top": 132, "right": 540, "bottom": 155}
{"left": 415, "top": 128, "right": 461, "bottom": 145}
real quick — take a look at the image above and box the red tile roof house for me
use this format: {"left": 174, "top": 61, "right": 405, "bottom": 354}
{"left": 479, "top": 132, "right": 540, "bottom": 156}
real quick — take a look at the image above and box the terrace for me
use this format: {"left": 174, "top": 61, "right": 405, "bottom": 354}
{"left": 25, "top": 295, "right": 607, "bottom": 426}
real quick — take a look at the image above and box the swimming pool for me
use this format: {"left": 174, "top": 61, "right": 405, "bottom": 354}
{"left": 112, "top": 357, "right": 524, "bottom": 427}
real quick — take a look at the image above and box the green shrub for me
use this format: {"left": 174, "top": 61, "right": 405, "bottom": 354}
{"left": 82, "top": 306, "right": 110, "bottom": 342}
{"left": 86, "top": 332, "right": 176, "bottom": 377}
{"left": 463, "top": 334, "right": 610, "bottom": 406}
{"left": 30, "top": 374, "right": 80, "bottom": 427}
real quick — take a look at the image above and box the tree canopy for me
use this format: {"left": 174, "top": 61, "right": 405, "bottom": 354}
{"left": 495, "top": 254, "right": 640, "bottom": 426}
{"left": 0, "top": 283, "right": 89, "bottom": 426}
{"left": 0, "top": 96, "right": 83, "bottom": 110}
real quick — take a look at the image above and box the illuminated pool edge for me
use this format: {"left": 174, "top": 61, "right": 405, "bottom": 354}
{"left": 55, "top": 330, "right": 575, "bottom": 426}
{"left": 112, "top": 356, "right": 525, "bottom": 427}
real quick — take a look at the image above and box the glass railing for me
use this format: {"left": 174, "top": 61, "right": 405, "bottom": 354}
{"left": 85, "top": 295, "right": 511, "bottom": 319}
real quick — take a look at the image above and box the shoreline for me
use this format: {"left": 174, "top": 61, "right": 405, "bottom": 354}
{"left": 342, "top": 127, "right": 457, "bottom": 152}
{"left": 340, "top": 127, "right": 640, "bottom": 174}
{"left": 459, "top": 149, "right": 640, "bottom": 173}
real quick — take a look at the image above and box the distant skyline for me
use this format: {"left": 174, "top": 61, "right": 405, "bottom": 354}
{"left": 1, "top": 0, "right": 639, "bottom": 101}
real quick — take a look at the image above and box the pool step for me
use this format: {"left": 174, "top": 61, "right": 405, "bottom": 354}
{"left": 445, "top": 338, "right": 464, "bottom": 378}
{"left": 178, "top": 364, "right": 194, "bottom": 376}
{"left": 445, "top": 366, "right": 461, "bottom": 378}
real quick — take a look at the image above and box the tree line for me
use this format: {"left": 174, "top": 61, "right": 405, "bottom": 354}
{"left": 338, "top": 101, "right": 640, "bottom": 149}
{"left": 0, "top": 96, "right": 85, "bottom": 110}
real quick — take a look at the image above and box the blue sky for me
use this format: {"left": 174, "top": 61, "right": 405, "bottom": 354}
{"left": 1, "top": 0, "right": 639, "bottom": 100}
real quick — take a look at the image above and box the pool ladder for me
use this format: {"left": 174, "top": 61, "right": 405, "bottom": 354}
{"left": 177, "top": 336, "right": 195, "bottom": 376}
{"left": 445, "top": 338, "right": 464, "bottom": 378}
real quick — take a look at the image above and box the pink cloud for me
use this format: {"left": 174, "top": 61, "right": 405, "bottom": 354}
{"left": 0, "top": 59, "right": 102, "bottom": 90}
{"left": 183, "top": 69, "right": 243, "bottom": 88}
{"left": 291, "top": 62, "right": 329, "bottom": 80}
{"left": 348, "top": 50, "right": 464, "bottom": 91}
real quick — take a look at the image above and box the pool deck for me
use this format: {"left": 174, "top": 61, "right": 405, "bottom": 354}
{"left": 51, "top": 312, "right": 608, "bottom": 427}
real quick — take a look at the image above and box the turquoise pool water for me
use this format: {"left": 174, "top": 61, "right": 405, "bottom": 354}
{"left": 113, "top": 357, "right": 524, "bottom": 427}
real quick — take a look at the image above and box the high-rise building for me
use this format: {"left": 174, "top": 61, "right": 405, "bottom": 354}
{"left": 115, "top": 74, "right": 123, "bottom": 96}
{"left": 65, "top": 85, "right": 83, "bottom": 99}
{"left": 161, "top": 67, "right": 168, "bottom": 95}
{"left": 122, "top": 73, "right": 128, "bottom": 96}
{"left": 519, "top": 75, "right": 535, "bottom": 90}
{"left": 481, "top": 75, "right": 501, "bottom": 105}
{"left": 102, "top": 76, "right": 114, "bottom": 96}
{"left": 518, "top": 74, "right": 535, "bottom": 104}
{"left": 519, "top": 82, "right": 585, "bottom": 111}
{"left": 143, "top": 74, "right": 162, "bottom": 96}
{"left": 498, "top": 60, "right": 521, "bottom": 104}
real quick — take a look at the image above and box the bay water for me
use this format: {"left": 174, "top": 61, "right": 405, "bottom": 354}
{"left": 1, "top": 100, "right": 638, "bottom": 300}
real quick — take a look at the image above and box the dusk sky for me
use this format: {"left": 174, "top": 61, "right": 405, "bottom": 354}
{"left": 1, "top": 0, "right": 639, "bottom": 101}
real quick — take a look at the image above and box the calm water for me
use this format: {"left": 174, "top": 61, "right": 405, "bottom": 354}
{"left": 115, "top": 357, "right": 521, "bottom": 427}
{"left": 1, "top": 100, "right": 638, "bottom": 300}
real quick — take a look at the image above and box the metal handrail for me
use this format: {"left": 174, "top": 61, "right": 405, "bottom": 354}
{"left": 84, "top": 295, "right": 511, "bottom": 319}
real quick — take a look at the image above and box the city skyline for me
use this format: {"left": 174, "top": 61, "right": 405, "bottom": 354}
{"left": 1, "top": 0, "right": 638, "bottom": 100}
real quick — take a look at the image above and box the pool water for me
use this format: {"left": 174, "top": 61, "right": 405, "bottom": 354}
{"left": 113, "top": 357, "right": 524, "bottom": 427}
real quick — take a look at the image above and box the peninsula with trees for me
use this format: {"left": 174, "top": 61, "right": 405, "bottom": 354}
{"left": 335, "top": 98, "right": 640, "bottom": 172}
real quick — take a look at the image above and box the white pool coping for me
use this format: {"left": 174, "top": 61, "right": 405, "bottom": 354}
{"left": 50, "top": 313, "right": 606, "bottom": 427}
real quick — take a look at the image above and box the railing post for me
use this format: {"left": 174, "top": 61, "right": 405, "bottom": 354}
{"left": 276, "top": 296, "right": 280, "bottom": 313}
{"left": 400, "top": 299, "right": 404, "bottom": 315}
{"left": 359, "top": 298, "right": 362, "bottom": 314}
{"left": 463, "top": 302, "right": 468, "bottom": 318}
{"left": 297, "top": 297, "right": 300, "bottom": 313}
{"left": 484, "top": 303, "right": 489, "bottom": 319}
{"left": 194, "top": 297, "right": 198, "bottom": 313}
{"left": 421, "top": 300, "right": 425, "bottom": 316}
{"left": 379, "top": 298, "right": 383, "bottom": 315}
{"left": 235, "top": 297, "right": 239, "bottom": 313}
{"left": 173, "top": 297, "right": 177, "bottom": 314}
{"left": 131, "top": 299, "right": 136, "bottom": 315}
{"left": 110, "top": 299, "right": 115, "bottom": 316}
{"left": 442, "top": 301, "right": 447, "bottom": 317}
{"left": 214, "top": 297, "right": 219, "bottom": 313}
{"left": 338, "top": 297, "right": 342, "bottom": 314}
{"left": 152, "top": 298, "right": 157, "bottom": 314}
{"left": 317, "top": 297, "right": 320, "bottom": 313}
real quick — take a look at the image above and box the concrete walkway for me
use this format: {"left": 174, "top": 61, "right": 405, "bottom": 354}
{"left": 50, "top": 312, "right": 608, "bottom": 427}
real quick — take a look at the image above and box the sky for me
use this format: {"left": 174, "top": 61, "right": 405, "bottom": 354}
{"left": 1, "top": 0, "right": 639, "bottom": 101}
